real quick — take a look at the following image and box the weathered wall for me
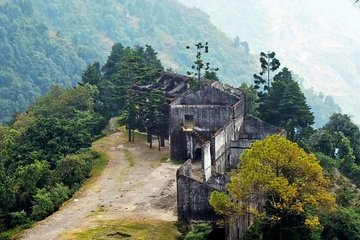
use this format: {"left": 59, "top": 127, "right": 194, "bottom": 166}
{"left": 240, "top": 116, "right": 281, "bottom": 139}
{"left": 177, "top": 161, "right": 222, "bottom": 221}
{"left": 229, "top": 139, "right": 253, "bottom": 168}
{"left": 180, "top": 85, "right": 239, "bottom": 106}
{"left": 170, "top": 105, "right": 233, "bottom": 132}
{"left": 203, "top": 142, "right": 212, "bottom": 181}
{"left": 170, "top": 105, "right": 234, "bottom": 161}
{"left": 170, "top": 129, "right": 187, "bottom": 160}
{"left": 214, "top": 120, "right": 236, "bottom": 174}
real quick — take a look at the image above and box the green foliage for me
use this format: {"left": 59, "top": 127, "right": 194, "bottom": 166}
{"left": 337, "top": 189, "right": 358, "bottom": 207}
{"left": 315, "top": 152, "right": 338, "bottom": 174}
{"left": 184, "top": 223, "right": 212, "bottom": 240}
{"left": 238, "top": 83, "right": 259, "bottom": 116}
{"left": 323, "top": 114, "right": 360, "bottom": 164}
{"left": 322, "top": 207, "right": 360, "bottom": 240}
{"left": 9, "top": 210, "right": 29, "bottom": 227}
{"left": 253, "top": 51, "right": 281, "bottom": 95}
{"left": 186, "top": 42, "right": 219, "bottom": 81}
{"left": 0, "top": 82, "right": 103, "bottom": 232}
{"left": 31, "top": 188, "right": 55, "bottom": 220}
{"left": 204, "top": 70, "right": 219, "bottom": 81}
{"left": 55, "top": 152, "right": 93, "bottom": 189}
{"left": 242, "top": 219, "right": 263, "bottom": 240}
{"left": 307, "top": 114, "right": 360, "bottom": 188}
{"left": 210, "top": 135, "right": 336, "bottom": 239}
{"left": 259, "top": 67, "right": 314, "bottom": 142}
{"left": 0, "top": 0, "right": 86, "bottom": 123}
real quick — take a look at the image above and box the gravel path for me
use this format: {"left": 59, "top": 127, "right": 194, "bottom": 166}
{"left": 18, "top": 132, "right": 178, "bottom": 240}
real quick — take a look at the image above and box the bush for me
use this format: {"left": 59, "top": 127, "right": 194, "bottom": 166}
{"left": 315, "top": 152, "right": 338, "bottom": 174}
{"left": 243, "top": 220, "right": 263, "bottom": 240}
{"left": 337, "top": 189, "right": 357, "bottom": 207}
{"left": 322, "top": 207, "right": 360, "bottom": 240}
{"left": 10, "top": 210, "right": 29, "bottom": 227}
{"left": 31, "top": 189, "right": 54, "bottom": 220}
{"left": 55, "top": 151, "right": 94, "bottom": 188}
{"left": 50, "top": 183, "right": 70, "bottom": 209}
{"left": 184, "top": 223, "right": 212, "bottom": 240}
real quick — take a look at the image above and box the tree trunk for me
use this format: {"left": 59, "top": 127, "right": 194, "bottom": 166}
{"left": 128, "top": 127, "right": 131, "bottom": 142}
{"left": 147, "top": 130, "right": 151, "bottom": 143}
{"left": 149, "top": 132, "right": 153, "bottom": 148}
{"left": 160, "top": 132, "right": 165, "bottom": 147}
{"left": 132, "top": 129, "right": 135, "bottom": 143}
{"left": 158, "top": 135, "right": 161, "bottom": 151}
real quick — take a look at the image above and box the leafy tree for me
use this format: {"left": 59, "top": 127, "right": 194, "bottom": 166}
{"left": 253, "top": 51, "right": 280, "bottom": 96}
{"left": 81, "top": 62, "right": 102, "bottom": 86}
{"left": 322, "top": 207, "right": 360, "bottom": 240}
{"left": 210, "top": 135, "right": 336, "bottom": 240}
{"left": 145, "top": 89, "right": 168, "bottom": 150}
{"left": 259, "top": 68, "right": 314, "bottom": 142}
{"left": 204, "top": 70, "right": 219, "bottom": 81}
{"left": 322, "top": 113, "right": 360, "bottom": 164}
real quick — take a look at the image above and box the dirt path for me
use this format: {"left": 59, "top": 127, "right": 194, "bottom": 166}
{"left": 18, "top": 132, "right": 179, "bottom": 240}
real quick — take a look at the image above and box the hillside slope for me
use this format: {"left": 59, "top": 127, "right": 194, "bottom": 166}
{"left": 0, "top": 0, "right": 341, "bottom": 127}
{"left": 179, "top": 0, "right": 360, "bottom": 123}
{"left": 0, "top": 1, "right": 86, "bottom": 122}
{"left": 30, "top": 0, "right": 256, "bottom": 85}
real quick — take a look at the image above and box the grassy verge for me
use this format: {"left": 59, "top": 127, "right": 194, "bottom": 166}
{"left": 90, "top": 151, "right": 108, "bottom": 179}
{"left": 61, "top": 220, "right": 180, "bottom": 240}
{"left": 122, "top": 149, "right": 135, "bottom": 167}
{"left": 0, "top": 223, "right": 34, "bottom": 240}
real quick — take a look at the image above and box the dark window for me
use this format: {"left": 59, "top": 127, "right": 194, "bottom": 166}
{"left": 184, "top": 115, "right": 194, "bottom": 122}
{"left": 194, "top": 148, "right": 202, "bottom": 161}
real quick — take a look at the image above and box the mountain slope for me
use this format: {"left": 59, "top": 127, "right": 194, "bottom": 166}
{"left": 0, "top": 0, "right": 86, "bottom": 122}
{"left": 179, "top": 0, "right": 360, "bottom": 123}
{"left": 30, "top": 0, "right": 256, "bottom": 85}
{"left": 0, "top": 0, "right": 342, "bottom": 127}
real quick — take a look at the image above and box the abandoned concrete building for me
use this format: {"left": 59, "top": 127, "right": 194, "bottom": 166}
{"left": 167, "top": 76, "right": 281, "bottom": 239}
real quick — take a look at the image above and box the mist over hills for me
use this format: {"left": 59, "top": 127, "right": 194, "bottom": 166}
{"left": 180, "top": 0, "right": 360, "bottom": 123}
{"left": 0, "top": 0, "right": 342, "bottom": 126}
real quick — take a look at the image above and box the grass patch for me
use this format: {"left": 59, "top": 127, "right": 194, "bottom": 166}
{"left": 160, "top": 153, "right": 170, "bottom": 163}
{"left": 61, "top": 220, "right": 180, "bottom": 240}
{"left": 122, "top": 149, "right": 135, "bottom": 167}
{"left": 91, "top": 151, "right": 108, "bottom": 177}
{"left": 0, "top": 223, "right": 33, "bottom": 240}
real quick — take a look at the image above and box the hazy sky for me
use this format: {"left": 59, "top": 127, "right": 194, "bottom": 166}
{"left": 179, "top": 0, "right": 360, "bottom": 122}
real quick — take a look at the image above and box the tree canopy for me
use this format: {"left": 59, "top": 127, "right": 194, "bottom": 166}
{"left": 210, "top": 135, "right": 336, "bottom": 239}
{"left": 259, "top": 67, "right": 314, "bottom": 142}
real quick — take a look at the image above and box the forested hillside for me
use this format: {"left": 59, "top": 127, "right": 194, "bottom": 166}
{"left": 0, "top": 0, "right": 86, "bottom": 123}
{"left": 30, "top": 0, "right": 255, "bottom": 84}
{"left": 0, "top": 0, "right": 342, "bottom": 127}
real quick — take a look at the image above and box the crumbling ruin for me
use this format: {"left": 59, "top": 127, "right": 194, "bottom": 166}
{"left": 168, "top": 77, "right": 281, "bottom": 239}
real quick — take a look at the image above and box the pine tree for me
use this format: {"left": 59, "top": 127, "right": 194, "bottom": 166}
{"left": 260, "top": 68, "right": 314, "bottom": 142}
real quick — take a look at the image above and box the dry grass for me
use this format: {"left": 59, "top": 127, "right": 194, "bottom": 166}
{"left": 61, "top": 220, "right": 180, "bottom": 240}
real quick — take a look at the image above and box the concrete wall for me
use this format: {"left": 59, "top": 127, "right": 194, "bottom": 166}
{"left": 203, "top": 142, "right": 212, "bottom": 181}
{"left": 170, "top": 105, "right": 233, "bottom": 132}
{"left": 180, "top": 85, "right": 239, "bottom": 106}
{"left": 170, "top": 105, "right": 234, "bottom": 161}
{"left": 177, "top": 161, "right": 222, "bottom": 221}
{"left": 240, "top": 116, "right": 281, "bottom": 139}
{"left": 214, "top": 120, "right": 236, "bottom": 174}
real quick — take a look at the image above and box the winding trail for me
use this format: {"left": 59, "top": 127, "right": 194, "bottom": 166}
{"left": 18, "top": 132, "right": 178, "bottom": 240}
